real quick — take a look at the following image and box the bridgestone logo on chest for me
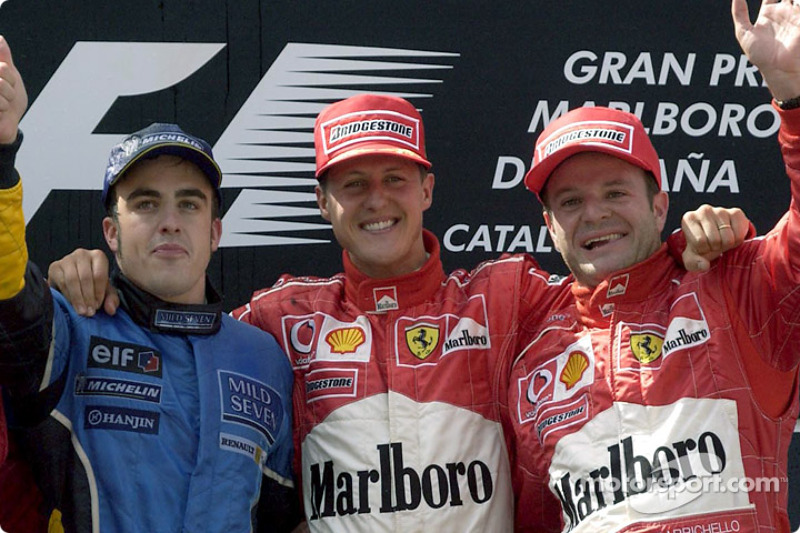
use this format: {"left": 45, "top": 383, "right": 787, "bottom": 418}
{"left": 308, "top": 442, "right": 493, "bottom": 520}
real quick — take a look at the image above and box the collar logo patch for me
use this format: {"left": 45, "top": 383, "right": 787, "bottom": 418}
{"left": 631, "top": 333, "right": 664, "bottom": 364}
{"left": 374, "top": 286, "right": 399, "bottom": 312}
{"left": 559, "top": 352, "right": 590, "bottom": 390}
{"left": 404, "top": 323, "right": 440, "bottom": 360}
{"left": 607, "top": 274, "right": 629, "bottom": 298}
{"left": 325, "top": 327, "right": 366, "bottom": 354}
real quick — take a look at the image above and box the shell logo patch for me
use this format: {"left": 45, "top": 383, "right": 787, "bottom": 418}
{"left": 325, "top": 327, "right": 366, "bottom": 354}
{"left": 404, "top": 323, "right": 440, "bottom": 360}
{"left": 631, "top": 333, "right": 663, "bottom": 364}
{"left": 559, "top": 352, "right": 589, "bottom": 390}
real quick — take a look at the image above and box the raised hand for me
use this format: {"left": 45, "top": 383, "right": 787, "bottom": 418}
{"left": 0, "top": 36, "right": 27, "bottom": 144}
{"left": 732, "top": 0, "right": 800, "bottom": 100}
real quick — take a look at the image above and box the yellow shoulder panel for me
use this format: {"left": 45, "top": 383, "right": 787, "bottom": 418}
{"left": 0, "top": 180, "right": 28, "bottom": 299}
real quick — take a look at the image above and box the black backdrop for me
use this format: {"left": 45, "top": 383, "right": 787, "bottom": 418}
{"left": 0, "top": 0, "right": 797, "bottom": 525}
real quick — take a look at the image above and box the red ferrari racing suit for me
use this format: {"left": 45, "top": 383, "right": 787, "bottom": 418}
{"left": 509, "top": 105, "right": 800, "bottom": 532}
{"left": 233, "top": 231, "right": 565, "bottom": 532}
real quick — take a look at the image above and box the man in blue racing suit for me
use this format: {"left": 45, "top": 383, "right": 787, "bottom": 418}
{"left": 0, "top": 36, "right": 299, "bottom": 532}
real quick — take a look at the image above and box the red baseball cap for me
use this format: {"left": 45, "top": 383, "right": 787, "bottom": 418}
{"left": 524, "top": 106, "right": 661, "bottom": 199}
{"left": 314, "top": 94, "right": 432, "bottom": 177}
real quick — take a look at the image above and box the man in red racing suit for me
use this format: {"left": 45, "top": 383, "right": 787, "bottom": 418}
{"left": 231, "top": 93, "right": 567, "bottom": 532}
{"left": 509, "top": 2, "right": 800, "bottom": 531}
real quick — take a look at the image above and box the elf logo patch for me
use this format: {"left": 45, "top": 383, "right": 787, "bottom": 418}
{"left": 88, "top": 336, "right": 163, "bottom": 377}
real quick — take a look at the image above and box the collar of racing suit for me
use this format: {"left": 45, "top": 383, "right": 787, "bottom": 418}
{"left": 112, "top": 269, "right": 223, "bottom": 335}
{"left": 341, "top": 229, "right": 446, "bottom": 313}
{"left": 570, "top": 243, "right": 680, "bottom": 325}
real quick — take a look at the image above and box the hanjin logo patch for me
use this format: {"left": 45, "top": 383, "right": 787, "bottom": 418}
{"left": 84, "top": 406, "right": 160, "bottom": 434}
{"left": 321, "top": 109, "right": 420, "bottom": 156}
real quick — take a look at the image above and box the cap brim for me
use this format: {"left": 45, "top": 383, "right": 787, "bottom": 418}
{"left": 316, "top": 144, "right": 431, "bottom": 178}
{"left": 113, "top": 143, "right": 222, "bottom": 188}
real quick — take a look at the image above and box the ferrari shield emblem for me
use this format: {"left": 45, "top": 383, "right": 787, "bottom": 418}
{"left": 405, "top": 324, "right": 440, "bottom": 360}
{"left": 631, "top": 333, "right": 663, "bottom": 364}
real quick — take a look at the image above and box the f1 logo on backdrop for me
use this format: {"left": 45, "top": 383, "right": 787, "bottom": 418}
{"left": 19, "top": 42, "right": 458, "bottom": 247}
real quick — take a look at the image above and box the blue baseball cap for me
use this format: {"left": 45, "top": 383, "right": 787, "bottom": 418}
{"left": 101, "top": 123, "right": 222, "bottom": 208}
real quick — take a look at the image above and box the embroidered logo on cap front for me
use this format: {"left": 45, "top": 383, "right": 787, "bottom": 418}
{"left": 321, "top": 109, "right": 420, "bottom": 156}
{"left": 536, "top": 120, "right": 634, "bottom": 162}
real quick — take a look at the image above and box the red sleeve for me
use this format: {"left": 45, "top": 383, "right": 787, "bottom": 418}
{"left": 0, "top": 418, "right": 48, "bottom": 533}
{"left": 719, "top": 105, "right": 800, "bottom": 372}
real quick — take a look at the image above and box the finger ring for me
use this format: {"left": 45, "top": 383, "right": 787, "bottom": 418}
{"left": 717, "top": 224, "right": 732, "bottom": 230}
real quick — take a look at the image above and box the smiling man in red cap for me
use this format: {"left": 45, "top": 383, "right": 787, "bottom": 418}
{"left": 507, "top": 1, "right": 800, "bottom": 531}
{"left": 527, "top": 105, "right": 667, "bottom": 289}
{"left": 231, "top": 93, "right": 565, "bottom": 532}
